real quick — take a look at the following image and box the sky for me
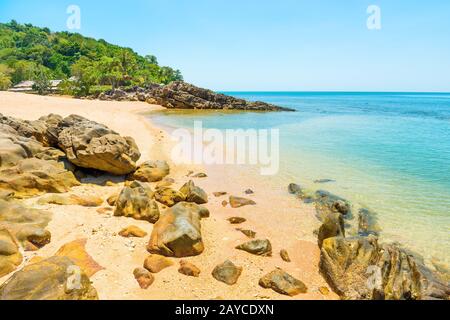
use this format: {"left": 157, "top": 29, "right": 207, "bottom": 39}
{"left": 1, "top": 0, "right": 449, "bottom": 92}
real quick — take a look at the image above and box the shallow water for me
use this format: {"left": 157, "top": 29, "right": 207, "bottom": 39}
{"left": 151, "top": 92, "right": 450, "bottom": 268}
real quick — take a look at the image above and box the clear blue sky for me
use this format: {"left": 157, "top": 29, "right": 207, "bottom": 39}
{"left": 1, "top": 0, "right": 449, "bottom": 91}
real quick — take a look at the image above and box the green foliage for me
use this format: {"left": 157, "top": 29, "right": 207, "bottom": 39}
{"left": 32, "top": 67, "right": 51, "bottom": 95}
{"left": 0, "top": 64, "right": 12, "bottom": 90}
{"left": 0, "top": 21, "right": 183, "bottom": 95}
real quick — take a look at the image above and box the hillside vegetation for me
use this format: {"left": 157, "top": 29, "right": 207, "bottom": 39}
{"left": 0, "top": 20, "right": 183, "bottom": 95}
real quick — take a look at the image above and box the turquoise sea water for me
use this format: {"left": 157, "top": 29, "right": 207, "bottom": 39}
{"left": 151, "top": 92, "right": 450, "bottom": 268}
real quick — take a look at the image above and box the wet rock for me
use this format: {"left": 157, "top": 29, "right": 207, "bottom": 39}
{"left": 55, "top": 115, "right": 141, "bottom": 175}
{"left": 119, "top": 226, "right": 148, "bottom": 238}
{"left": 227, "top": 217, "right": 246, "bottom": 224}
{"left": 280, "top": 249, "right": 291, "bottom": 262}
{"left": 318, "top": 212, "right": 345, "bottom": 248}
{"left": 212, "top": 260, "right": 243, "bottom": 285}
{"left": 0, "top": 228, "right": 22, "bottom": 278}
{"left": 314, "top": 179, "right": 336, "bottom": 184}
{"left": 229, "top": 196, "right": 256, "bottom": 208}
{"left": 0, "top": 200, "right": 51, "bottom": 251}
{"left": 178, "top": 260, "right": 201, "bottom": 277}
{"left": 320, "top": 235, "right": 450, "bottom": 300}
{"left": 288, "top": 183, "right": 302, "bottom": 195}
{"left": 128, "top": 160, "right": 170, "bottom": 182}
{"left": 213, "top": 192, "right": 227, "bottom": 197}
{"left": 236, "top": 228, "right": 256, "bottom": 239}
{"left": 0, "top": 158, "right": 79, "bottom": 198}
{"left": 235, "top": 239, "right": 272, "bottom": 257}
{"left": 143, "top": 254, "right": 174, "bottom": 273}
{"left": 154, "top": 187, "right": 186, "bottom": 207}
{"left": 114, "top": 181, "right": 160, "bottom": 223}
{"left": 315, "top": 190, "right": 351, "bottom": 220}
{"left": 0, "top": 256, "right": 98, "bottom": 300}
{"left": 133, "top": 267, "right": 154, "bottom": 289}
{"left": 147, "top": 202, "right": 209, "bottom": 257}
{"left": 38, "top": 194, "right": 103, "bottom": 207}
{"left": 259, "top": 269, "right": 308, "bottom": 296}
{"left": 358, "top": 208, "right": 381, "bottom": 236}
{"left": 179, "top": 180, "right": 208, "bottom": 205}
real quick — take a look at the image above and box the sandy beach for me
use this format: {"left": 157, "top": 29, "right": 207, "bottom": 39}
{"left": 0, "top": 91, "right": 336, "bottom": 300}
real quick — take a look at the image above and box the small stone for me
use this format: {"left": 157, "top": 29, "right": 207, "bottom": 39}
{"left": 212, "top": 260, "right": 242, "bottom": 285}
{"left": 222, "top": 201, "right": 228, "bottom": 207}
{"left": 107, "top": 194, "right": 118, "bottom": 206}
{"left": 244, "top": 189, "right": 254, "bottom": 194}
{"left": 236, "top": 239, "right": 272, "bottom": 257}
{"left": 96, "top": 207, "right": 113, "bottom": 215}
{"left": 143, "top": 254, "right": 174, "bottom": 273}
{"left": 259, "top": 269, "right": 308, "bottom": 296}
{"left": 178, "top": 260, "right": 201, "bottom": 277}
{"left": 119, "top": 226, "right": 148, "bottom": 238}
{"left": 229, "top": 196, "right": 256, "bottom": 208}
{"left": 236, "top": 229, "right": 256, "bottom": 238}
{"left": 227, "top": 217, "right": 247, "bottom": 224}
{"left": 133, "top": 267, "right": 154, "bottom": 289}
{"left": 319, "top": 286, "right": 330, "bottom": 295}
{"left": 213, "top": 192, "right": 227, "bottom": 197}
{"left": 192, "top": 173, "right": 207, "bottom": 178}
{"left": 280, "top": 249, "right": 291, "bottom": 262}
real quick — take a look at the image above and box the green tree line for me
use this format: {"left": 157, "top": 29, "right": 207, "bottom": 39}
{"left": 0, "top": 20, "right": 183, "bottom": 95}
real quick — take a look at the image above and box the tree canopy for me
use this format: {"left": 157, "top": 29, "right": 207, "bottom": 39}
{"left": 0, "top": 20, "right": 183, "bottom": 94}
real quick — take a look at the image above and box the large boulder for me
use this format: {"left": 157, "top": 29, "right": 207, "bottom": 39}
{"left": 0, "top": 158, "right": 79, "bottom": 198}
{"left": 0, "top": 200, "right": 51, "bottom": 251}
{"left": 128, "top": 160, "right": 170, "bottom": 182}
{"left": 147, "top": 202, "right": 209, "bottom": 257}
{"left": 114, "top": 181, "right": 160, "bottom": 223}
{"left": 320, "top": 235, "right": 450, "bottom": 300}
{"left": 0, "top": 228, "right": 23, "bottom": 278}
{"left": 0, "top": 256, "right": 98, "bottom": 300}
{"left": 0, "top": 113, "right": 49, "bottom": 146}
{"left": 55, "top": 115, "right": 140, "bottom": 175}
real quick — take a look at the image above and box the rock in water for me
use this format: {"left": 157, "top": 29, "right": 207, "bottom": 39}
{"left": 143, "top": 254, "right": 174, "bottom": 273}
{"left": 212, "top": 260, "right": 243, "bottom": 285}
{"left": 114, "top": 181, "right": 160, "bottom": 223}
{"left": 280, "top": 249, "right": 291, "bottom": 262}
{"left": 0, "top": 200, "right": 51, "bottom": 251}
{"left": 317, "top": 212, "right": 345, "bottom": 248}
{"left": 259, "top": 269, "right": 308, "bottom": 296}
{"left": 235, "top": 239, "right": 272, "bottom": 257}
{"left": 0, "top": 256, "right": 98, "bottom": 300}
{"left": 55, "top": 115, "right": 140, "bottom": 175}
{"left": 179, "top": 180, "right": 208, "bottom": 204}
{"left": 314, "top": 190, "right": 351, "bottom": 220}
{"left": 119, "top": 225, "right": 148, "bottom": 238}
{"left": 128, "top": 160, "right": 170, "bottom": 182}
{"left": 320, "top": 235, "right": 450, "bottom": 300}
{"left": 37, "top": 194, "right": 103, "bottom": 207}
{"left": 288, "top": 183, "right": 302, "bottom": 195}
{"left": 0, "top": 158, "right": 79, "bottom": 198}
{"left": 154, "top": 187, "right": 186, "bottom": 207}
{"left": 178, "top": 260, "right": 201, "bottom": 277}
{"left": 229, "top": 196, "right": 256, "bottom": 208}
{"left": 133, "top": 268, "right": 154, "bottom": 289}
{"left": 358, "top": 208, "right": 381, "bottom": 236}
{"left": 0, "top": 228, "right": 22, "bottom": 278}
{"left": 147, "top": 202, "right": 209, "bottom": 257}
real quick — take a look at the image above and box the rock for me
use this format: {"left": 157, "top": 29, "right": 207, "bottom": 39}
{"left": 317, "top": 212, "right": 345, "bottom": 248}
{"left": 213, "top": 192, "right": 227, "bottom": 197}
{"left": 147, "top": 202, "right": 209, "bottom": 257}
{"left": 288, "top": 183, "right": 302, "bottom": 195}
{"left": 0, "top": 228, "right": 22, "bottom": 278}
{"left": 319, "top": 286, "right": 330, "bottom": 295}
{"left": 0, "top": 113, "right": 49, "bottom": 146}
{"left": 154, "top": 187, "right": 186, "bottom": 207}
{"left": 96, "top": 207, "right": 112, "bottom": 215}
{"left": 314, "top": 190, "right": 351, "bottom": 220}
{"left": 227, "top": 217, "right": 247, "bottom": 224}
{"left": 212, "top": 260, "right": 243, "bottom": 285}
{"left": 314, "top": 179, "right": 336, "bottom": 184}
{"left": 221, "top": 200, "right": 228, "bottom": 207}
{"left": 280, "top": 249, "right": 291, "bottom": 262}
{"left": 320, "top": 236, "right": 450, "bottom": 300}
{"left": 143, "top": 254, "right": 174, "bottom": 273}
{"left": 55, "top": 115, "right": 141, "bottom": 175}
{"left": 54, "top": 239, "right": 104, "bottom": 277}
{"left": 107, "top": 193, "right": 118, "bottom": 206}
{"left": 236, "top": 228, "right": 256, "bottom": 239}
{"left": 114, "top": 181, "right": 160, "bottom": 223}
{"left": 0, "top": 200, "right": 51, "bottom": 251}
{"left": 38, "top": 194, "right": 103, "bottom": 207}
{"left": 358, "top": 208, "right": 381, "bottom": 236}
{"left": 0, "top": 256, "right": 98, "bottom": 300}
{"left": 178, "top": 260, "right": 201, "bottom": 277}
{"left": 0, "top": 158, "right": 79, "bottom": 198}
{"left": 244, "top": 189, "right": 254, "bottom": 194}
{"left": 156, "top": 177, "right": 175, "bottom": 188}
{"left": 229, "top": 196, "right": 256, "bottom": 208}
{"left": 149, "top": 82, "right": 295, "bottom": 111}
{"left": 119, "top": 226, "right": 148, "bottom": 238}
{"left": 179, "top": 180, "right": 208, "bottom": 204}
{"left": 259, "top": 269, "right": 308, "bottom": 296}
{"left": 235, "top": 239, "right": 272, "bottom": 257}
{"left": 192, "top": 172, "right": 207, "bottom": 178}
{"left": 133, "top": 267, "right": 154, "bottom": 289}
{"left": 128, "top": 160, "right": 170, "bottom": 182}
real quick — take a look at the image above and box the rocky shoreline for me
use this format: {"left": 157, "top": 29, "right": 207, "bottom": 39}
{"left": 96, "top": 81, "right": 296, "bottom": 112}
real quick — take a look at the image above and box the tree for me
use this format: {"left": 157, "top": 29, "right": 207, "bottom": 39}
{"left": 71, "top": 57, "right": 99, "bottom": 96}
{"left": 97, "top": 56, "right": 122, "bottom": 89}
{"left": 32, "top": 67, "right": 51, "bottom": 95}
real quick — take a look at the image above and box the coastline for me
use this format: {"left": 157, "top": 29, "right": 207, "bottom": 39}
{"left": 0, "top": 92, "right": 336, "bottom": 300}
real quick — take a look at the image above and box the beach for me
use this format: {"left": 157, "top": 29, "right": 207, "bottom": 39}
{"left": 0, "top": 91, "right": 336, "bottom": 300}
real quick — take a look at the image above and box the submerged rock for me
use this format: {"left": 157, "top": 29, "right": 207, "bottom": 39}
{"left": 0, "top": 228, "right": 22, "bottom": 278}
{"left": 212, "top": 260, "right": 243, "bottom": 285}
{"left": 358, "top": 208, "right": 381, "bottom": 236}
{"left": 288, "top": 183, "right": 302, "bottom": 195}
{"left": 179, "top": 180, "right": 208, "bottom": 205}
{"left": 147, "top": 202, "right": 209, "bottom": 257}
{"left": 314, "top": 190, "right": 351, "bottom": 220}
{"left": 229, "top": 196, "right": 256, "bottom": 208}
{"left": 235, "top": 239, "right": 272, "bottom": 257}
{"left": 128, "top": 160, "right": 170, "bottom": 183}
{"left": 259, "top": 269, "right": 308, "bottom": 296}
